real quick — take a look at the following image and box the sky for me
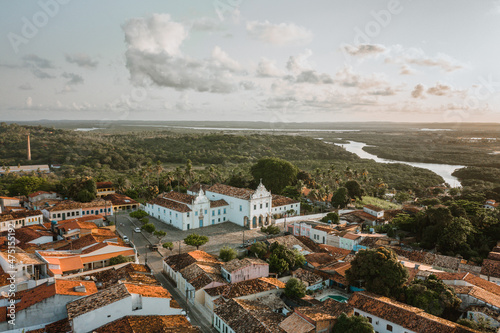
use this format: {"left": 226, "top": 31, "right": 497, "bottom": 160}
{"left": 1, "top": 0, "right": 500, "bottom": 123}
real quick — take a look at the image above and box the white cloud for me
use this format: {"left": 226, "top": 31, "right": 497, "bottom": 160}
{"left": 341, "top": 44, "right": 387, "bottom": 57}
{"left": 411, "top": 84, "right": 425, "bottom": 98}
{"left": 385, "top": 45, "right": 464, "bottom": 73}
{"left": 22, "top": 54, "right": 54, "bottom": 69}
{"left": 246, "top": 20, "right": 313, "bottom": 46}
{"left": 190, "top": 17, "right": 223, "bottom": 31}
{"left": 19, "top": 83, "right": 33, "bottom": 90}
{"left": 334, "top": 67, "right": 389, "bottom": 90}
{"left": 25, "top": 97, "right": 32, "bottom": 107}
{"left": 62, "top": 72, "right": 84, "bottom": 85}
{"left": 65, "top": 53, "right": 99, "bottom": 68}
{"left": 256, "top": 58, "right": 284, "bottom": 78}
{"left": 123, "top": 14, "right": 244, "bottom": 94}
{"left": 427, "top": 83, "right": 452, "bottom": 96}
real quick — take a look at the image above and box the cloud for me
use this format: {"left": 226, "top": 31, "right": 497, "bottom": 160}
{"left": 426, "top": 83, "right": 452, "bottom": 96}
{"left": 19, "top": 83, "right": 33, "bottom": 90}
{"left": 25, "top": 97, "right": 32, "bottom": 107}
{"left": 239, "top": 81, "right": 257, "bottom": 90}
{"left": 283, "top": 50, "right": 333, "bottom": 85}
{"left": 368, "top": 87, "right": 397, "bottom": 96}
{"left": 256, "top": 58, "right": 284, "bottom": 78}
{"left": 342, "top": 44, "right": 387, "bottom": 57}
{"left": 411, "top": 84, "right": 425, "bottom": 98}
{"left": 334, "top": 67, "right": 389, "bottom": 89}
{"left": 123, "top": 14, "right": 243, "bottom": 93}
{"left": 385, "top": 46, "right": 464, "bottom": 73}
{"left": 62, "top": 72, "right": 84, "bottom": 85}
{"left": 399, "top": 65, "right": 416, "bottom": 75}
{"left": 295, "top": 70, "right": 333, "bottom": 84}
{"left": 246, "top": 20, "right": 313, "bottom": 46}
{"left": 65, "top": 53, "right": 99, "bottom": 68}
{"left": 32, "top": 68, "right": 56, "bottom": 79}
{"left": 22, "top": 54, "right": 54, "bottom": 69}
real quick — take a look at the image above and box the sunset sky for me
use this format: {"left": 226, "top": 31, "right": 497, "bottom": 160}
{"left": 1, "top": 0, "right": 500, "bottom": 122}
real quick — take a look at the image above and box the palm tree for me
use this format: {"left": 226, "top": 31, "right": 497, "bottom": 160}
{"left": 155, "top": 161, "right": 163, "bottom": 188}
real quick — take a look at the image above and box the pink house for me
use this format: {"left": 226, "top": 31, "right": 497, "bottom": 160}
{"left": 221, "top": 258, "right": 269, "bottom": 284}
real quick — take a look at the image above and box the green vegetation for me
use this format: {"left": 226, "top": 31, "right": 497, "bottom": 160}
{"left": 129, "top": 210, "right": 148, "bottom": 219}
{"left": 457, "top": 317, "right": 496, "bottom": 332}
{"left": 284, "top": 278, "right": 306, "bottom": 299}
{"left": 249, "top": 241, "right": 268, "bottom": 258}
{"left": 320, "top": 212, "right": 339, "bottom": 224}
{"left": 261, "top": 225, "right": 280, "bottom": 235}
{"left": 404, "top": 275, "right": 461, "bottom": 317}
{"left": 109, "top": 255, "right": 133, "bottom": 265}
{"left": 184, "top": 233, "right": 209, "bottom": 250}
{"left": 141, "top": 223, "right": 155, "bottom": 233}
{"left": 333, "top": 313, "right": 374, "bottom": 333}
{"left": 250, "top": 157, "right": 299, "bottom": 194}
{"left": 153, "top": 230, "right": 167, "bottom": 244}
{"left": 354, "top": 196, "right": 401, "bottom": 210}
{"left": 219, "top": 246, "right": 237, "bottom": 262}
{"left": 268, "top": 242, "right": 305, "bottom": 275}
{"left": 346, "top": 247, "right": 409, "bottom": 297}
{"left": 162, "top": 242, "right": 174, "bottom": 251}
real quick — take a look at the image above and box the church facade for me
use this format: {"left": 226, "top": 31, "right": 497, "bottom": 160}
{"left": 145, "top": 182, "right": 300, "bottom": 231}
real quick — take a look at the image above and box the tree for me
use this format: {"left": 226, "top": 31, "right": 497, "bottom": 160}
{"left": 333, "top": 313, "right": 374, "bottom": 333}
{"left": 130, "top": 210, "right": 148, "bottom": 219}
{"left": 109, "top": 255, "right": 133, "bottom": 265}
{"left": 250, "top": 157, "right": 299, "bottom": 194}
{"left": 140, "top": 217, "right": 149, "bottom": 224}
{"left": 261, "top": 225, "right": 280, "bottom": 235}
{"left": 162, "top": 242, "right": 174, "bottom": 252}
{"left": 346, "top": 247, "right": 409, "bottom": 297}
{"left": 76, "top": 189, "right": 94, "bottom": 203}
{"left": 268, "top": 243, "right": 305, "bottom": 273}
{"left": 281, "top": 186, "right": 301, "bottom": 200}
{"left": 9, "top": 176, "right": 46, "bottom": 196}
{"left": 284, "top": 278, "right": 306, "bottom": 298}
{"left": 321, "top": 212, "right": 339, "bottom": 224}
{"left": 153, "top": 230, "right": 167, "bottom": 244}
{"left": 184, "top": 233, "right": 209, "bottom": 250}
{"left": 395, "top": 191, "right": 412, "bottom": 203}
{"left": 141, "top": 223, "right": 155, "bottom": 233}
{"left": 404, "top": 275, "right": 461, "bottom": 317}
{"left": 249, "top": 241, "right": 268, "bottom": 258}
{"left": 345, "top": 180, "right": 364, "bottom": 199}
{"left": 268, "top": 253, "right": 289, "bottom": 275}
{"left": 219, "top": 246, "right": 237, "bottom": 262}
{"left": 437, "top": 217, "right": 474, "bottom": 254}
{"left": 331, "top": 187, "right": 349, "bottom": 209}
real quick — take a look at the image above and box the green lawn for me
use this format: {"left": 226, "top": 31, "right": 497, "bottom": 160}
{"left": 354, "top": 196, "right": 401, "bottom": 210}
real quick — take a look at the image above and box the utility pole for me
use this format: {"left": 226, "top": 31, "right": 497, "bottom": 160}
{"left": 242, "top": 230, "right": 245, "bottom": 245}
{"left": 179, "top": 240, "right": 181, "bottom": 254}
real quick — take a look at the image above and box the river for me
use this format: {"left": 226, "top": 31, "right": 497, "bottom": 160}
{"left": 331, "top": 140, "right": 464, "bottom": 187}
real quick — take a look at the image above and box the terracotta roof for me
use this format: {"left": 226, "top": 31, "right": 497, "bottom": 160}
{"left": 318, "top": 245, "right": 351, "bottom": 259}
{"left": 364, "top": 204, "right": 384, "bottom": 212}
{"left": 66, "top": 283, "right": 131, "bottom": 319}
{"left": 164, "top": 250, "right": 219, "bottom": 271}
{"left": 13, "top": 227, "right": 52, "bottom": 244}
{"left": 94, "top": 315, "right": 201, "bottom": 333}
{"left": 205, "top": 277, "right": 285, "bottom": 298}
{"left": 180, "top": 262, "right": 225, "bottom": 290}
{"left": 267, "top": 235, "right": 313, "bottom": 253}
{"left": 292, "top": 268, "right": 323, "bottom": 285}
{"left": 207, "top": 183, "right": 256, "bottom": 200}
{"left": 214, "top": 298, "right": 286, "bottom": 333}
{"left": 58, "top": 221, "right": 98, "bottom": 233}
{"left": 348, "top": 292, "right": 479, "bottom": 333}
{"left": 222, "top": 257, "right": 268, "bottom": 273}
{"left": 96, "top": 181, "right": 114, "bottom": 189}
{"left": 343, "top": 233, "right": 361, "bottom": 240}
{"left": 0, "top": 210, "right": 43, "bottom": 222}
{"left": 57, "top": 215, "right": 104, "bottom": 224}
{"left": 295, "top": 236, "right": 324, "bottom": 253}
{"left": 103, "top": 193, "right": 138, "bottom": 206}
{"left": 279, "top": 313, "right": 314, "bottom": 333}
{"left": 188, "top": 183, "right": 211, "bottom": 193}
{"left": 162, "top": 191, "right": 196, "bottom": 204}
{"left": 0, "top": 196, "right": 19, "bottom": 200}
{"left": 481, "top": 259, "right": 500, "bottom": 278}
{"left": 124, "top": 283, "right": 172, "bottom": 298}
{"left": 349, "top": 210, "right": 380, "bottom": 221}
{"left": 148, "top": 197, "right": 191, "bottom": 213}
{"left": 47, "top": 199, "right": 111, "bottom": 212}
{"left": 452, "top": 285, "right": 500, "bottom": 309}
{"left": 72, "top": 263, "right": 156, "bottom": 290}
{"left": 0, "top": 251, "right": 44, "bottom": 265}
{"left": 304, "top": 253, "right": 337, "bottom": 268}
{"left": 54, "top": 279, "right": 98, "bottom": 296}
{"left": 28, "top": 191, "right": 51, "bottom": 198}
{"left": 210, "top": 199, "right": 229, "bottom": 208}
{"left": 487, "top": 251, "right": 500, "bottom": 261}
{"left": 312, "top": 225, "right": 336, "bottom": 233}
{"left": 272, "top": 194, "right": 299, "bottom": 207}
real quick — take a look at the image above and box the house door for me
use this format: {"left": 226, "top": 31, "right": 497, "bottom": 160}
{"left": 199, "top": 218, "right": 203, "bottom": 228}
{"left": 323, "top": 236, "right": 325, "bottom": 244}
{"left": 62, "top": 213, "right": 66, "bottom": 220}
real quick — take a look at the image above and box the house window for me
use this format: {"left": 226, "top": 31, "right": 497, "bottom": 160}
{"left": 212, "top": 219, "right": 215, "bottom": 224}
{"left": 254, "top": 205, "right": 256, "bottom": 210}
{"left": 239, "top": 205, "right": 242, "bottom": 211}
{"left": 386, "top": 325, "right": 393, "bottom": 332}
{"left": 52, "top": 214, "right": 56, "bottom": 218}
{"left": 195, "top": 211, "right": 198, "bottom": 216}
{"left": 260, "top": 203, "right": 262, "bottom": 209}
{"left": 367, "top": 316, "right": 372, "bottom": 323}
{"left": 223, "top": 208, "right": 226, "bottom": 214}
{"left": 223, "top": 217, "right": 226, "bottom": 221}
{"left": 187, "top": 212, "right": 190, "bottom": 217}
{"left": 218, "top": 209, "right": 221, "bottom": 215}
{"left": 266, "top": 203, "right": 268, "bottom": 208}
{"left": 218, "top": 218, "right": 221, "bottom": 222}
{"left": 212, "top": 211, "right": 215, "bottom": 216}
{"left": 354, "top": 312, "right": 359, "bottom": 316}
{"left": 205, "top": 210, "right": 207, "bottom": 214}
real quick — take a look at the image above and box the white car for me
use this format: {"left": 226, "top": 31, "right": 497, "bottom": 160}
{"left": 134, "top": 227, "right": 141, "bottom": 233}
{"left": 122, "top": 235, "right": 129, "bottom": 243}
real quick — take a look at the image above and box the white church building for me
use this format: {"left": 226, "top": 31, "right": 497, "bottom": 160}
{"left": 144, "top": 182, "right": 300, "bottom": 231}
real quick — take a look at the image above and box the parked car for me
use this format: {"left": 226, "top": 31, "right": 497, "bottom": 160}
{"left": 148, "top": 244, "right": 160, "bottom": 250}
{"left": 122, "top": 235, "right": 129, "bottom": 243}
{"left": 134, "top": 227, "right": 141, "bottom": 233}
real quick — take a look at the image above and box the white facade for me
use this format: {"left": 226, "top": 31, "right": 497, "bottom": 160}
{"left": 363, "top": 206, "right": 384, "bottom": 218}
{"left": 354, "top": 309, "right": 413, "bottom": 333}
{"left": 71, "top": 295, "right": 182, "bottom": 333}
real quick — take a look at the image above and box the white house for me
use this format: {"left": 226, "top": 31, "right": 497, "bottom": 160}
{"left": 67, "top": 283, "right": 183, "bottom": 333}
{"left": 363, "top": 205, "right": 384, "bottom": 218}
{"left": 348, "top": 291, "right": 477, "bottom": 333}
{"left": 0, "top": 210, "right": 43, "bottom": 231}
{"left": 221, "top": 258, "right": 269, "bottom": 284}
{"left": 339, "top": 233, "right": 363, "bottom": 251}
{"left": 148, "top": 182, "right": 299, "bottom": 230}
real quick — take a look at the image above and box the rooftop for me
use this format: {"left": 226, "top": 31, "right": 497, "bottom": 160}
{"left": 207, "top": 183, "right": 256, "bottom": 200}
{"left": 103, "top": 193, "right": 138, "bottom": 206}
{"left": 205, "top": 277, "right": 285, "bottom": 298}
{"left": 223, "top": 257, "right": 268, "bottom": 273}
{"left": 364, "top": 204, "right": 384, "bottom": 212}
{"left": 210, "top": 199, "right": 229, "bottom": 208}
{"left": 348, "top": 291, "right": 479, "bottom": 333}
{"left": 272, "top": 194, "right": 299, "bottom": 207}
{"left": 147, "top": 197, "right": 191, "bottom": 213}
{"left": 94, "top": 315, "right": 201, "bottom": 333}
{"left": 292, "top": 268, "right": 323, "bottom": 285}
{"left": 162, "top": 191, "right": 196, "bottom": 204}
{"left": 164, "top": 250, "right": 219, "bottom": 272}
{"left": 96, "top": 181, "right": 114, "bottom": 189}
{"left": 279, "top": 313, "right": 314, "bottom": 333}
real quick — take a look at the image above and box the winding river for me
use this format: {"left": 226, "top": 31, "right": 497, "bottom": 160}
{"left": 331, "top": 140, "right": 464, "bottom": 187}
